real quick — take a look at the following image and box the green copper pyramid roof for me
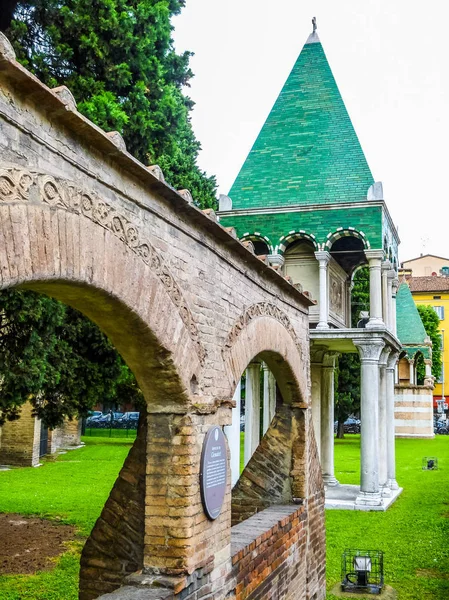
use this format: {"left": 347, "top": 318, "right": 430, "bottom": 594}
{"left": 228, "top": 33, "right": 374, "bottom": 209}
{"left": 396, "top": 283, "right": 429, "bottom": 346}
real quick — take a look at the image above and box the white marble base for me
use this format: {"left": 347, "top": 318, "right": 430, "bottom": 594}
{"left": 325, "top": 484, "right": 403, "bottom": 511}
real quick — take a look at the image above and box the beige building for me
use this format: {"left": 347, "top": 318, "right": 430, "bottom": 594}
{"left": 401, "top": 254, "right": 449, "bottom": 277}
{"left": 0, "top": 402, "right": 82, "bottom": 467}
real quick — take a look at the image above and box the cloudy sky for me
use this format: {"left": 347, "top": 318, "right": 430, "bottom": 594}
{"left": 173, "top": 1, "right": 449, "bottom": 263}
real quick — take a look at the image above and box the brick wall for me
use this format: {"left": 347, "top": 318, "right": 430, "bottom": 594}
{"left": 231, "top": 404, "right": 294, "bottom": 525}
{"left": 231, "top": 505, "right": 307, "bottom": 600}
{"left": 79, "top": 415, "right": 147, "bottom": 600}
{"left": 304, "top": 416, "right": 326, "bottom": 599}
{"left": 0, "top": 402, "right": 41, "bottom": 466}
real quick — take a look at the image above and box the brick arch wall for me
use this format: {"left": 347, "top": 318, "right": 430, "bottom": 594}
{"left": 0, "top": 198, "right": 201, "bottom": 408}
{"left": 221, "top": 310, "right": 309, "bottom": 408}
{"left": 0, "top": 43, "right": 325, "bottom": 599}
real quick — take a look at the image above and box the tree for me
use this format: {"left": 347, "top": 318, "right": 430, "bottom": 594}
{"left": 0, "top": 1, "right": 216, "bottom": 427}
{"left": 350, "top": 266, "right": 370, "bottom": 327}
{"left": 416, "top": 305, "right": 442, "bottom": 382}
{"left": 0, "top": 289, "right": 143, "bottom": 428}
{"left": 334, "top": 266, "right": 369, "bottom": 437}
{"left": 6, "top": 0, "right": 217, "bottom": 208}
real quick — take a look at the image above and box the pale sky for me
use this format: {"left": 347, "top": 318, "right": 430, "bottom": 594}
{"left": 173, "top": 1, "right": 449, "bottom": 264}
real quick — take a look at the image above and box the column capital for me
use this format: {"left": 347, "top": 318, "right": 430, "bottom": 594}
{"left": 387, "top": 269, "right": 397, "bottom": 281}
{"left": 310, "top": 344, "right": 328, "bottom": 364}
{"left": 267, "top": 253, "right": 285, "bottom": 268}
{"left": 365, "top": 249, "right": 385, "bottom": 262}
{"left": 314, "top": 250, "right": 331, "bottom": 265}
{"left": 391, "top": 278, "right": 399, "bottom": 295}
{"left": 382, "top": 260, "right": 392, "bottom": 273}
{"left": 386, "top": 349, "right": 400, "bottom": 370}
{"left": 353, "top": 338, "right": 385, "bottom": 362}
{"left": 322, "top": 351, "right": 339, "bottom": 368}
{"left": 379, "top": 345, "right": 392, "bottom": 367}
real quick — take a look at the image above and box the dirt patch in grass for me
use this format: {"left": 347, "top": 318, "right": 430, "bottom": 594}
{"left": 0, "top": 513, "right": 76, "bottom": 575}
{"left": 416, "top": 569, "right": 449, "bottom": 579}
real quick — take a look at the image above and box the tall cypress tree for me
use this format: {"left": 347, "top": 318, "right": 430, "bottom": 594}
{"left": 7, "top": 0, "right": 217, "bottom": 208}
{"left": 1, "top": 2, "right": 213, "bottom": 427}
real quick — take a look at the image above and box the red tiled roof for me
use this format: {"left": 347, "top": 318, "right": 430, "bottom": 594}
{"left": 408, "top": 276, "right": 449, "bottom": 293}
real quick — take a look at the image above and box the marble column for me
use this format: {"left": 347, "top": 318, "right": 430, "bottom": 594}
{"left": 386, "top": 351, "right": 399, "bottom": 490}
{"left": 354, "top": 338, "right": 385, "bottom": 506}
{"left": 311, "top": 345, "right": 327, "bottom": 460}
{"left": 224, "top": 380, "right": 242, "bottom": 487}
{"left": 262, "top": 364, "right": 276, "bottom": 435}
{"left": 381, "top": 261, "right": 391, "bottom": 330}
{"left": 365, "top": 250, "right": 385, "bottom": 329}
{"left": 409, "top": 359, "right": 415, "bottom": 385}
{"left": 378, "top": 346, "right": 391, "bottom": 496}
{"left": 315, "top": 251, "right": 331, "bottom": 330}
{"left": 321, "top": 352, "right": 339, "bottom": 486}
{"left": 391, "top": 278, "right": 399, "bottom": 336}
{"left": 424, "top": 359, "right": 434, "bottom": 387}
{"left": 244, "top": 362, "right": 261, "bottom": 467}
{"left": 386, "top": 269, "right": 395, "bottom": 332}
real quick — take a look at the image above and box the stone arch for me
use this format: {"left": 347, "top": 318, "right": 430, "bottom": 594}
{"left": 240, "top": 231, "right": 274, "bottom": 255}
{"left": 324, "top": 227, "right": 370, "bottom": 251}
{"left": 222, "top": 307, "right": 308, "bottom": 406}
{"left": 221, "top": 308, "right": 310, "bottom": 524}
{"left": 278, "top": 230, "right": 318, "bottom": 254}
{"left": 0, "top": 165, "right": 204, "bottom": 406}
{"left": 0, "top": 192, "right": 208, "bottom": 597}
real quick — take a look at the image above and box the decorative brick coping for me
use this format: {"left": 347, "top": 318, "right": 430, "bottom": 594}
{"left": 231, "top": 504, "right": 303, "bottom": 561}
{"left": 231, "top": 504, "right": 307, "bottom": 600}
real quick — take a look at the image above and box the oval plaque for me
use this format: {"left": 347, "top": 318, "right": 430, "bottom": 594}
{"left": 200, "top": 426, "right": 227, "bottom": 520}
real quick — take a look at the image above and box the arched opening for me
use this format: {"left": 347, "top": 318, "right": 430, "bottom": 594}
{"left": 330, "top": 236, "right": 366, "bottom": 275}
{"left": 221, "top": 308, "right": 309, "bottom": 527}
{"left": 0, "top": 286, "right": 154, "bottom": 600}
{"left": 0, "top": 200, "right": 199, "bottom": 599}
{"left": 398, "top": 351, "right": 412, "bottom": 385}
{"left": 240, "top": 234, "right": 272, "bottom": 256}
{"left": 225, "top": 360, "right": 279, "bottom": 488}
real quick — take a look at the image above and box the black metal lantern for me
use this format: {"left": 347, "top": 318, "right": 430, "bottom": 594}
{"left": 422, "top": 456, "right": 438, "bottom": 470}
{"left": 341, "top": 549, "right": 384, "bottom": 595}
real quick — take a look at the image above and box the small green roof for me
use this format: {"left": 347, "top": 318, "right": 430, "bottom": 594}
{"left": 396, "top": 283, "right": 429, "bottom": 347}
{"left": 228, "top": 31, "right": 374, "bottom": 210}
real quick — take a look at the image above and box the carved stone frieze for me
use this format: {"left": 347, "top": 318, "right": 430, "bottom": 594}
{"left": 223, "top": 302, "right": 302, "bottom": 357}
{"left": 0, "top": 165, "right": 206, "bottom": 365}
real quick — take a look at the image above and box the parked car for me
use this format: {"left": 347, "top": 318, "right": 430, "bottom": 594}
{"left": 343, "top": 418, "right": 361, "bottom": 433}
{"left": 91, "top": 412, "right": 124, "bottom": 428}
{"left": 117, "top": 412, "right": 140, "bottom": 428}
{"left": 86, "top": 411, "right": 103, "bottom": 425}
{"left": 334, "top": 417, "right": 361, "bottom": 434}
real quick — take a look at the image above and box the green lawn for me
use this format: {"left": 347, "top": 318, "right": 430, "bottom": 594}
{"left": 0, "top": 436, "right": 133, "bottom": 600}
{"left": 0, "top": 434, "right": 448, "bottom": 599}
{"left": 327, "top": 435, "right": 449, "bottom": 599}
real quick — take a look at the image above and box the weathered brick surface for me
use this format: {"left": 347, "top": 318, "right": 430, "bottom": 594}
{"left": 0, "top": 402, "right": 40, "bottom": 466}
{"left": 231, "top": 505, "right": 308, "bottom": 600}
{"left": 231, "top": 404, "right": 296, "bottom": 525}
{"left": 0, "top": 39, "right": 325, "bottom": 600}
{"left": 79, "top": 415, "right": 147, "bottom": 600}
